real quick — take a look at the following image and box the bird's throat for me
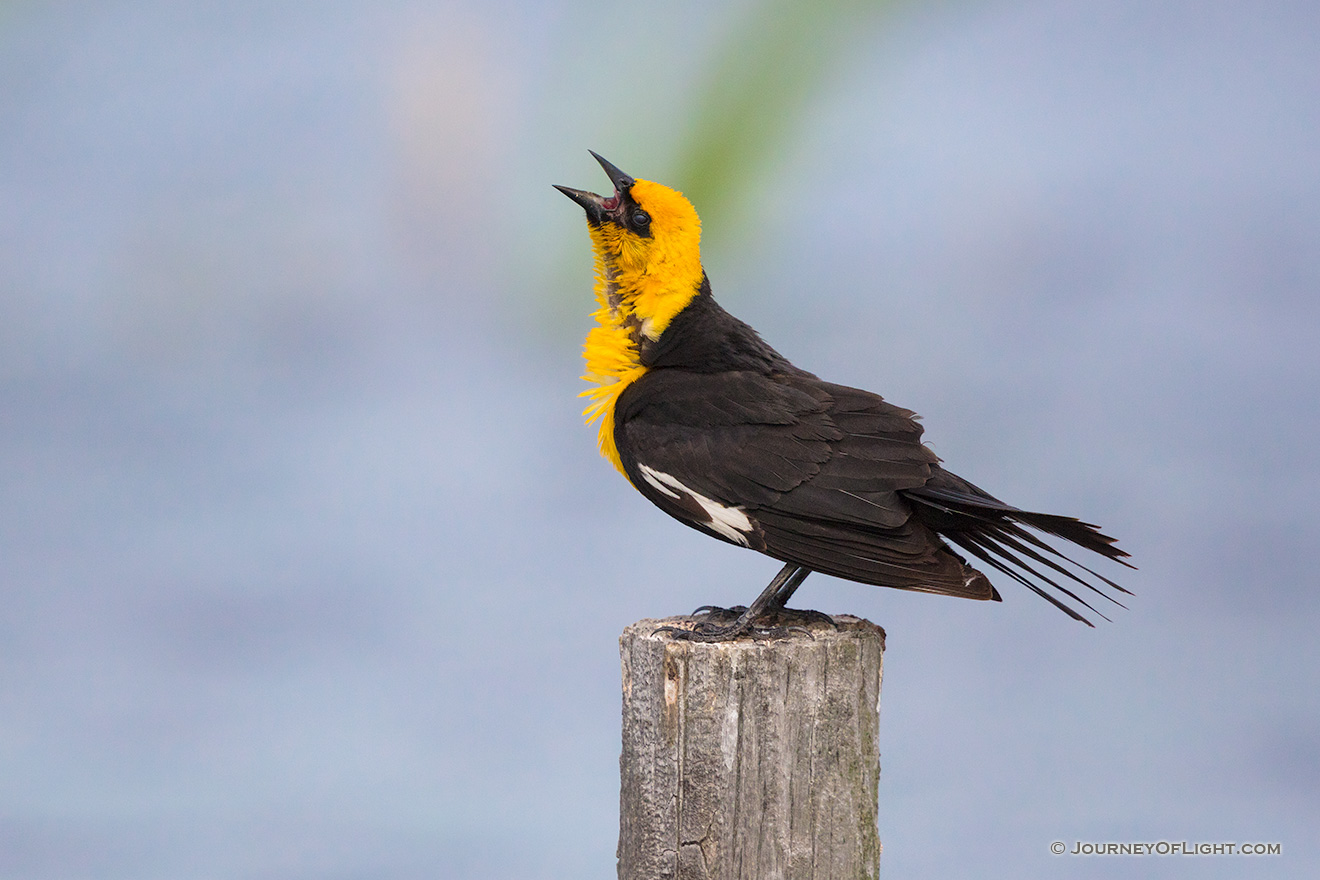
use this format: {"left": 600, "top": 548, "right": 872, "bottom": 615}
{"left": 580, "top": 233, "right": 703, "bottom": 478}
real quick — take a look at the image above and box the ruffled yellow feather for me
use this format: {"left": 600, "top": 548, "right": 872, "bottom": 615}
{"left": 579, "top": 179, "right": 703, "bottom": 477}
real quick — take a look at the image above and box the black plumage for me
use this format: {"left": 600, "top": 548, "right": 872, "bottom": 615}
{"left": 613, "top": 277, "right": 1131, "bottom": 628}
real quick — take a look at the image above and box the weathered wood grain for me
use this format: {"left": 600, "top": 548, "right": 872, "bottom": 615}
{"left": 618, "top": 616, "right": 885, "bottom": 880}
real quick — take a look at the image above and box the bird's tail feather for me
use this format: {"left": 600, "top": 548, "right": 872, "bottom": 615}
{"left": 905, "top": 472, "right": 1133, "bottom": 626}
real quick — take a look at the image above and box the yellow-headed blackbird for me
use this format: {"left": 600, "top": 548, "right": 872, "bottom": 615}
{"left": 556, "top": 152, "right": 1131, "bottom": 639}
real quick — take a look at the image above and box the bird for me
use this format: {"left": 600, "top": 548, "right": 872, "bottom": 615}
{"left": 555, "top": 151, "right": 1131, "bottom": 640}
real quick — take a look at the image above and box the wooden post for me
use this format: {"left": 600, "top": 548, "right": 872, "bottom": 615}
{"left": 618, "top": 615, "right": 885, "bottom": 880}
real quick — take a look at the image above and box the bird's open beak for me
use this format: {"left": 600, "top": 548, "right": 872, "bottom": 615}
{"left": 553, "top": 184, "right": 608, "bottom": 223}
{"left": 588, "top": 150, "right": 635, "bottom": 192}
{"left": 554, "top": 151, "right": 636, "bottom": 224}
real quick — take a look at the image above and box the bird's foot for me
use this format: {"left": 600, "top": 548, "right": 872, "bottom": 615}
{"left": 654, "top": 618, "right": 804, "bottom": 642}
{"left": 694, "top": 604, "right": 836, "bottom": 629}
{"left": 768, "top": 607, "right": 838, "bottom": 629}
{"left": 689, "top": 604, "right": 747, "bottom": 621}
{"left": 655, "top": 606, "right": 837, "bottom": 642}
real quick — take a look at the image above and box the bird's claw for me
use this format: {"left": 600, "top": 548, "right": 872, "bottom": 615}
{"left": 653, "top": 609, "right": 832, "bottom": 642}
{"left": 690, "top": 604, "right": 748, "bottom": 621}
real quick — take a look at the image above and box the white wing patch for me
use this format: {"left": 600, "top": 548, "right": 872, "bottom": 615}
{"left": 637, "top": 464, "right": 755, "bottom": 546}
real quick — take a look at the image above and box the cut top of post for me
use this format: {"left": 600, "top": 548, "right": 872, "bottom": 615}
{"left": 619, "top": 615, "right": 886, "bottom": 880}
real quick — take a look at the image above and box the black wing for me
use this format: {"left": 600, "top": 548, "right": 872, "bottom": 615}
{"left": 613, "top": 368, "right": 995, "bottom": 600}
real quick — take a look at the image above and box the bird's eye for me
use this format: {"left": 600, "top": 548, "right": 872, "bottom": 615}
{"left": 632, "top": 210, "right": 651, "bottom": 228}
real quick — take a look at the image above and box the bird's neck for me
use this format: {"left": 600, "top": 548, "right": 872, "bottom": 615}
{"left": 580, "top": 249, "right": 703, "bottom": 476}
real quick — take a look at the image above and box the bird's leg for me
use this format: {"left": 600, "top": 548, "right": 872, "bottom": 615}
{"left": 769, "top": 563, "right": 811, "bottom": 608}
{"left": 762, "top": 564, "right": 836, "bottom": 629}
{"left": 688, "top": 563, "right": 805, "bottom": 620}
{"left": 659, "top": 563, "right": 829, "bottom": 641}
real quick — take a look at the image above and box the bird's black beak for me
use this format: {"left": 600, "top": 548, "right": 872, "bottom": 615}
{"left": 554, "top": 151, "right": 636, "bottom": 224}
{"left": 553, "top": 184, "right": 608, "bottom": 223}
{"left": 588, "top": 150, "right": 635, "bottom": 192}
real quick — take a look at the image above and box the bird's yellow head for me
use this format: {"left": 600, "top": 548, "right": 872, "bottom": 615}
{"left": 555, "top": 152, "right": 703, "bottom": 341}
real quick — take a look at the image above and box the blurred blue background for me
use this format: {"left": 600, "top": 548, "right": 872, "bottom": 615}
{"left": 2, "top": 1, "right": 1317, "bottom": 877}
